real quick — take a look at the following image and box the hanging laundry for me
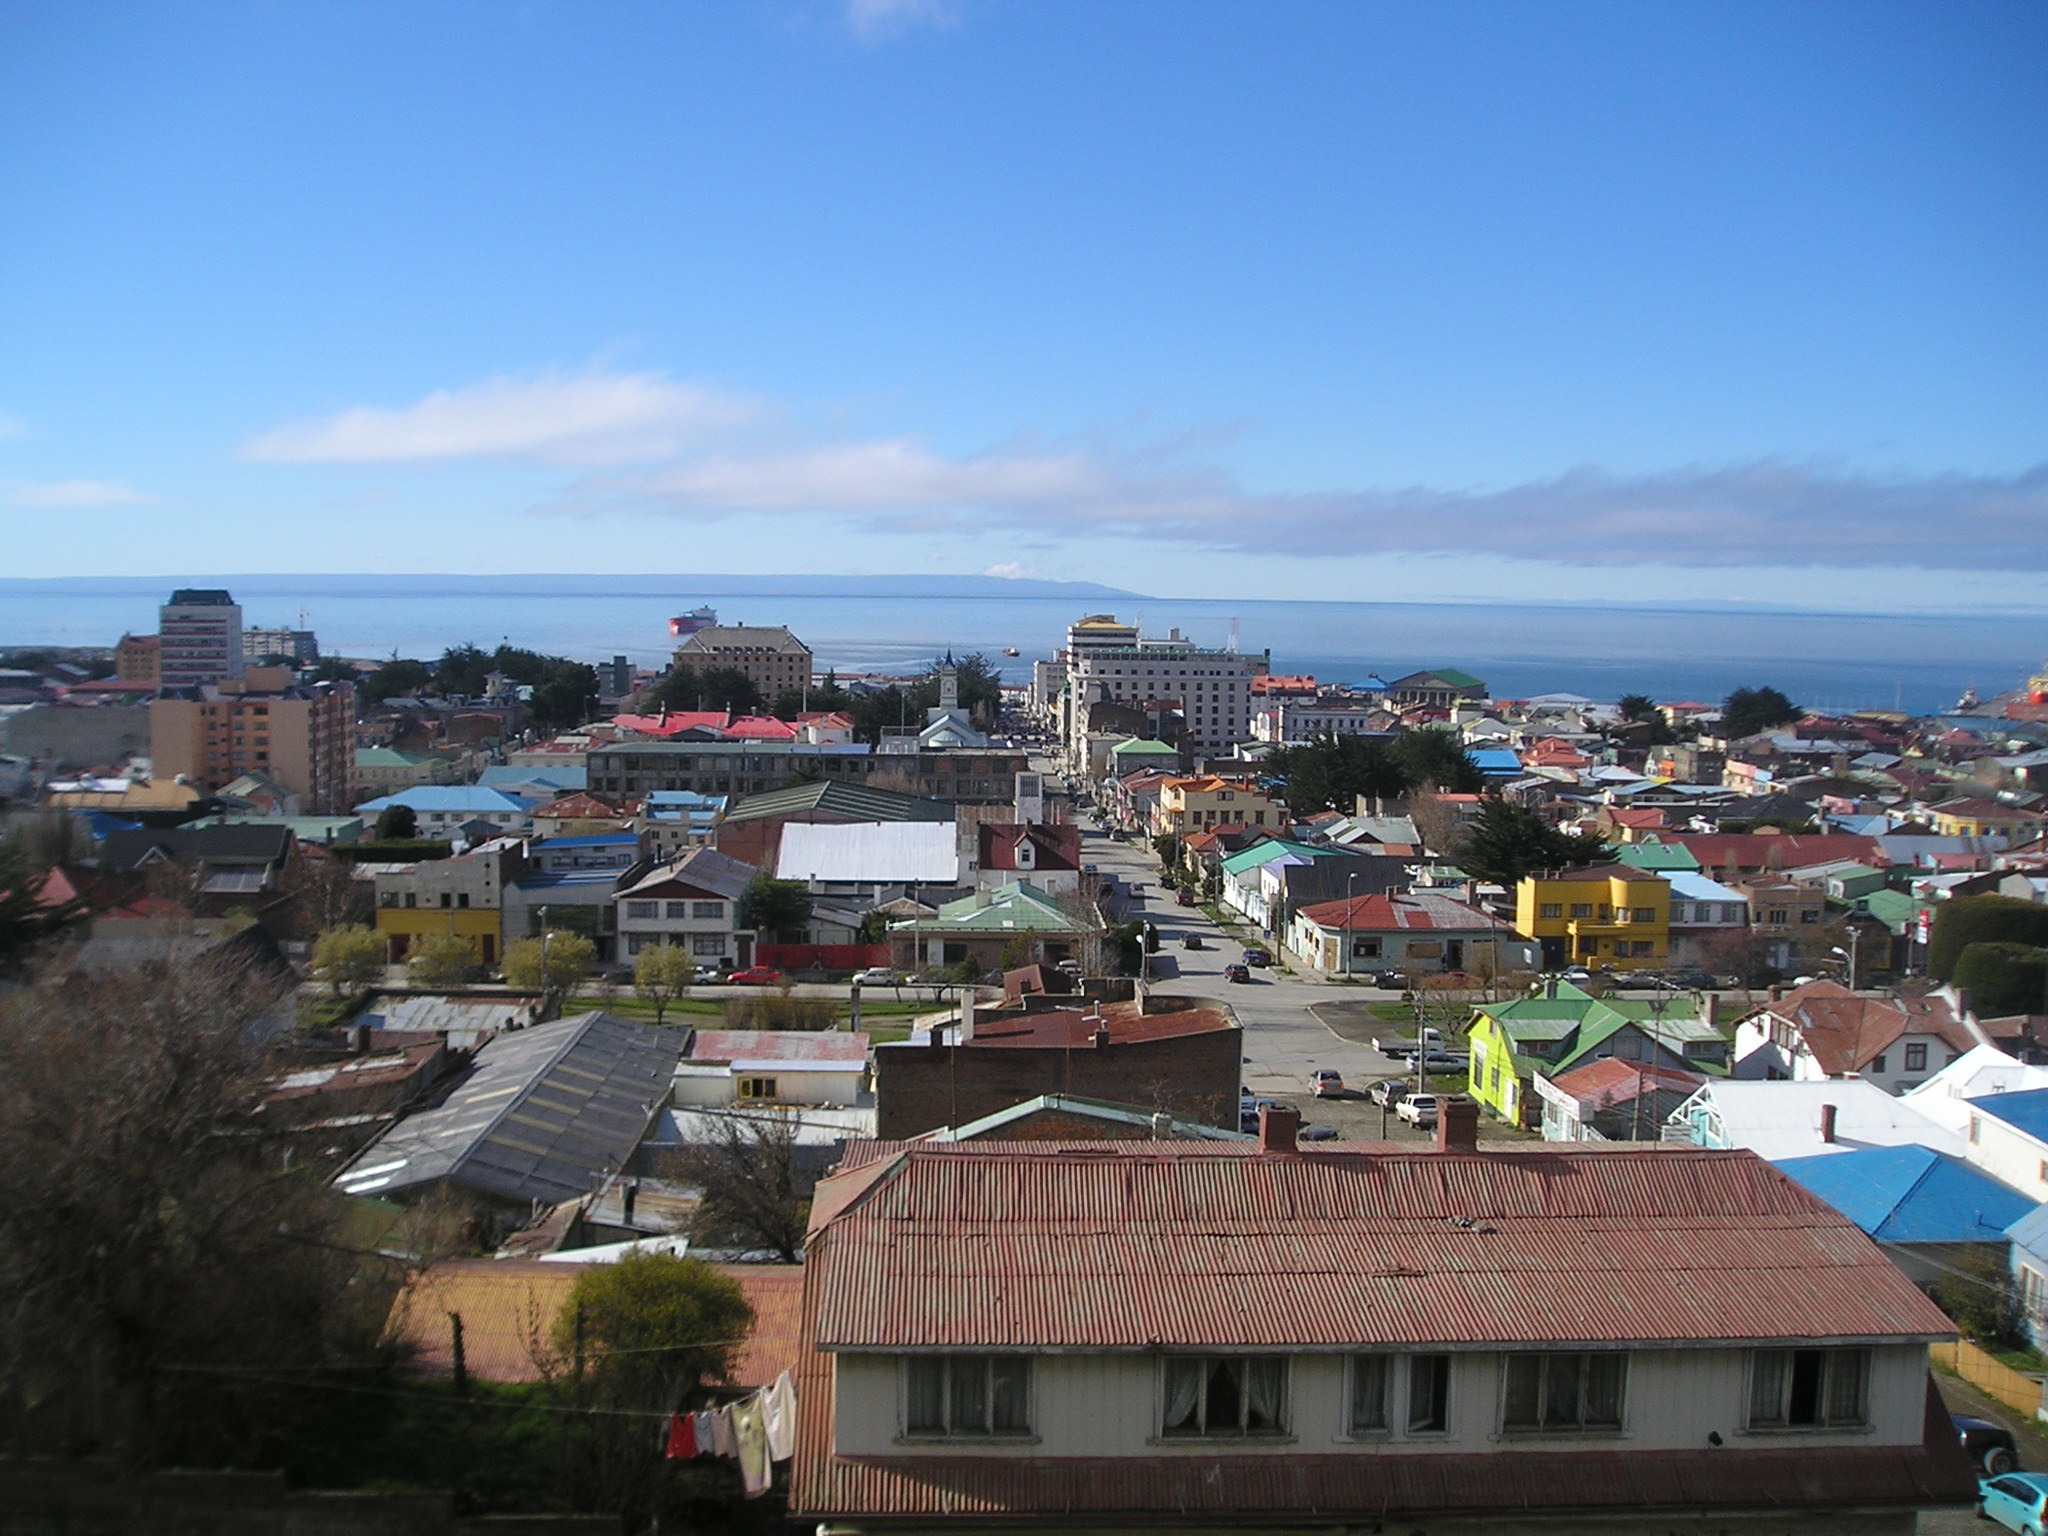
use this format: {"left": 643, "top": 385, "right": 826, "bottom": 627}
{"left": 664, "top": 1413, "right": 697, "bottom": 1460}
{"left": 708, "top": 1403, "right": 739, "bottom": 1459}
{"left": 762, "top": 1370, "right": 798, "bottom": 1461}
{"left": 731, "top": 1393, "right": 772, "bottom": 1497}
{"left": 691, "top": 1409, "right": 718, "bottom": 1456}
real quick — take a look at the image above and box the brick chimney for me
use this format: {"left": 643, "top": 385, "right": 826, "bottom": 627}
{"left": 1258, "top": 1103, "right": 1299, "bottom": 1154}
{"left": 1436, "top": 1097, "right": 1480, "bottom": 1154}
{"left": 1819, "top": 1102, "right": 1837, "bottom": 1144}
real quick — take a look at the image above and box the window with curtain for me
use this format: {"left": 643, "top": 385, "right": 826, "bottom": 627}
{"left": 1746, "top": 1348, "right": 1869, "bottom": 1429}
{"left": 1407, "top": 1354, "right": 1451, "bottom": 1433}
{"left": 903, "top": 1356, "right": 1033, "bottom": 1437}
{"left": 1161, "top": 1357, "right": 1288, "bottom": 1437}
{"left": 1500, "top": 1352, "right": 1627, "bottom": 1432}
{"left": 1348, "top": 1355, "right": 1390, "bottom": 1434}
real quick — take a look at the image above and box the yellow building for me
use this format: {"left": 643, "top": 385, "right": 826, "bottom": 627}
{"left": 1514, "top": 862, "right": 1671, "bottom": 973}
{"left": 1927, "top": 796, "right": 2047, "bottom": 842}
{"left": 1152, "top": 775, "right": 1291, "bottom": 837}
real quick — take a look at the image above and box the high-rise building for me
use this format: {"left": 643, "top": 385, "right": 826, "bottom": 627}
{"left": 114, "top": 632, "right": 160, "bottom": 686}
{"left": 1064, "top": 620, "right": 1259, "bottom": 762}
{"left": 149, "top": 671, "right": 355, "bottom": 814}
{"left": 242, "top": 627, "right": 319, "bottom": 665}
{"left": 669, "top": 624, "right": 813, "bottom": 704}
{"left": 158, "top": 589, "right": 243, "bottom": 688}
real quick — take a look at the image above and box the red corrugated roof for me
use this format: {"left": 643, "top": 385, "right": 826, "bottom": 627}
{"left": 1746, "top": 979, "right": 1975, "bottom": 1075}
{"left": 1662, "top": 832, "right": 1885, "bottom": 872}
{"left": 805, "top": 1142, "right": 1952, "bottom": 1353}
{"left": 1296, "top": 891, "right": 1515, "bottom": 933}
{"left": 1544, "top": 1057, "right": 1704, "bottom": 1111}
{"left": 686, "top": 1029, "right": 870, "bottom": 1064}
{"left": 954, "top": 1001, "right": 1234, "bottom": 1049}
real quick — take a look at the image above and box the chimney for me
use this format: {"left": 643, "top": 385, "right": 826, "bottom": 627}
{"left": 1151, "top": 1111, "right": 1174, "bottom": 1139}
{"left": 1702, "top": 993, "right": 1719, "bottom": 1030}
{"left": 1436, "top": 1097, "right": 1480, "bottom": 1154}
{"left": 1819, "top": 1103, "right": 1837, "bottom": 1144}
{"left": 1258, "top": 1103, "right": 1299, "bottom": 1154}
{"left": 958, "top": 988, "right": 975, "bottom": 1043}
{"left": 1544, "top": 976, "right": 1558, "bottom": 1000}
{"left": 1093, "top": 1017, "right": 1111, "bottom": 1049}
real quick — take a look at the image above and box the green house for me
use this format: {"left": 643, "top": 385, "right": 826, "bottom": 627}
{"left": 1465, "top": 982, "right": 1728, "bottom": 1128}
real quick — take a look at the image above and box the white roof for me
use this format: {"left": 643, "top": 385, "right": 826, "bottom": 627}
{"left": 1676, "top": 1078, "right": 1963, "bottom": 1162}
{"left": 537, "top": 1235, "right": 691, "bottom": 1264}
{"left": 1901, "top": 1044, "right": 2048, "bottom": 1135}
{"left": 776, "top": 819, "right": 960, "bottom": 885}
{"left": 659, "top": 1103, "right": 878, "bottom": 1147}
{"left": 1664, "top": 870, "right": 1748, "bottom": 902}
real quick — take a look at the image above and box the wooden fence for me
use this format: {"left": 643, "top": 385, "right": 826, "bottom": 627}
{"left": 1931, "top": 1338, "right": 2046, "bottom": 1420}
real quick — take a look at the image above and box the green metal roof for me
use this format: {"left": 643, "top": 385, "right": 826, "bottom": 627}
{"left": 891, "top": 881, "right": 1087, "bottom": 933}
{"left": 1430, "top": 669, "right": 1485, "bottom": 689}
{"left": 1109, "top": 738, "right": 1180, "bottom": 757}
{"left": 1219, "top": 838, "right": 1330, "bottom": 876}
{"left": 1614, "top": 841, "right": 1702, "bottom": 872}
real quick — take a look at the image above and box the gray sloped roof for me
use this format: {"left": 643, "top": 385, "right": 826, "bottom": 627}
{"left": 334, "top": 1011, "right": 682, "bottom": 1206}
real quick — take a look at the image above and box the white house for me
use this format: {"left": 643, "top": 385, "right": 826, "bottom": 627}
{"left": 1286, "top": 890, "right": 1537, "bottom": 978}
{"left": 1900, "top": 1044, "right": 2048, "bottom": 1138}
{"left": 1731, "top": 979, "right": 1979, "bottom": 1095}
{"left": 671, "top": 1029, "right": 869, "bottom": 1109}
{"left": 614, "top": 847, "right": 757, "bottom": 967}
{"left": 1669, "top": 1077, "right": 1963, "bottom": 1162}
{"left": 1963, "top": 1088, "right": 2048, "bottom": 1205}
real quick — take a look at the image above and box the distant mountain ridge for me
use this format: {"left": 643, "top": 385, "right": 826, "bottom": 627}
{"left": 0, "top": 573, "right": 1143, "bottom": 601}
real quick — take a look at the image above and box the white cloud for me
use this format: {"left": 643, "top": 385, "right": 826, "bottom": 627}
{"left": 845, "top": 0, "right": 960, "bottom": 42}
{"left": 984, "top": 561, "right": 1036, "bottom": 579}
{"left": 242, "top": 370, "right": 760, "bottom": 466}
{"left": 7, "top": 479, "right": 155, "bottom": 508}
{"left": 577, "top": 437, "right": 2048, "bottom": 572}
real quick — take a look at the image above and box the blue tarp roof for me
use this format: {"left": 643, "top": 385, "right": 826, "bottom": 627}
{"left": 1972, "top": 1087, "right": 2048, "bottom": 1144}
{"left": 1775, "top": 1144, "right": 2036, "bottom": 1244}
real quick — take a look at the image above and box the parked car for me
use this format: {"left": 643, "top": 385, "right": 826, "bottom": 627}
{"left": 1175, "top": 886, "right": 1196, "bottom": 907}
{"left": 1242, "top": 947, "right": 1272, "bottom": 967}
{"left": 1978, "top": 1471, "right": 2048, "bottom": 1533}
{"left": 1374, "top": 1027, "right": 1444, "bottom": 1059}
{"left": 1666, "top": 969, "right": 1719, "bottom": 990}
{"left": 1311, "top": 1069, "right": 1344, "bottom": 1098}
{"left": 1239, "top": 1097, "right": 1278, "bottom": 1134}
{"left": 692, "top": 964, "right": 723, "bottom": 983}
{"left": 1301, "top": 1125, "right": 1339, "bottom": 1142}
{"left": 1369, "top": 1079, "right": 1411, "bottom": 1108}
{"left": 853, "top": 966, "right": 896, "bottom": 985}
{"left": 1406, "top": 1050, "right": 1470, "bottom": 1073}
{"left": 1183, "top": 934, "right": 1203, "bottom": 950}
{"left": 1396, "top": 1093, "right": 1440, "bottom": 1127}
{"left": 1365, "top": 969, "right": 1408, "bottom": 989}
{"left": 1957, "top": 1413, "right": 2022, "bottom": 1475}
{"left": 727, "top": 965, "right": 783, "bottom": 986}
{"left": 1225, "top": 963, "right": 1252, "bottom": 983}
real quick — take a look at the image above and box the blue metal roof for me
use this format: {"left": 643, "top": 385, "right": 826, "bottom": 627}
{"left": 1972, "top": 1087, "right": 2048, "bottom": 1144}
{"left": 542, "top": 833, "right": 637, "bottom": 848}
{"left": 353, "top": 786, "right": 534, "bottom": 814}
{"left": 1468, "top": 748, "right": 1523, "bottom": 775}
{"left": 1775, "top": 1144, "right": 2036, "bottom": 1244}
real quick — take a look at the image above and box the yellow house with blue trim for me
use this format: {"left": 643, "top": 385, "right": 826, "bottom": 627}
{"left": 1514, "top": 862, "right": 1671, "bottom": 973}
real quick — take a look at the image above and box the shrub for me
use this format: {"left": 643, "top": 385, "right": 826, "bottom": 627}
{"left": 1928, "top": 896, "right": 2048, "bottom": 982}
{"left": 1953, "top": 942, "right": 2048, "bottom": 1018}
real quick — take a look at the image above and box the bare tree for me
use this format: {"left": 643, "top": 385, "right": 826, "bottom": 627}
{"left": 671, "top": 1111, "right": 815, "bottom": 1263}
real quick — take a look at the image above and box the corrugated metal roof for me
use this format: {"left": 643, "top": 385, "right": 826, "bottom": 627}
{"left": 775, "top": 820, "right": 961, "bottom": 885}
{"left": 804, "top": 1142, "right": 1954, "bottom": 1354}
{"left": 334, "top": 1011, "right": 681, "bottom": 1206}
{"left": 686, "top": 1030, "right": 871, "bottom": 1064}
{"left": 1776, "top": 1144, "right": 2037, "bottom": 1244}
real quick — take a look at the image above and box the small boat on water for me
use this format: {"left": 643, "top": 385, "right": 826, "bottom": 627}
{"left": 1002, "top": 647, "right": 1020, "bottom": 657}
{"left": 669, "top": 605, "right": 717, "bottom": 638}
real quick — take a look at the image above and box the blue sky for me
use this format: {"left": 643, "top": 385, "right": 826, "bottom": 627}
{"left": 1, "top": 0, "right": 2043, "bottom": 609}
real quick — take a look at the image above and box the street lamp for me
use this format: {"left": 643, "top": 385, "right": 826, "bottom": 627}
{"left": 1831, "top": 930, "right": 1861, "bottom": 990}
{"left": 1343, "top": 870, "right": 1359, "bottom": 981}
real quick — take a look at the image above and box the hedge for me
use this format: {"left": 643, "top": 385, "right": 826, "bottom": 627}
{"left": 1927, "top": 895, "right": 2048, "bottom": 982}
{"left": 1953, "top": 942, "right": 2048, "bottom": 1019}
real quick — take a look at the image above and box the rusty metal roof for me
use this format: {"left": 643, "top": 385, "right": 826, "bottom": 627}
{"left": 804, "top": 1142, "right": 1953, "bottom": 1354}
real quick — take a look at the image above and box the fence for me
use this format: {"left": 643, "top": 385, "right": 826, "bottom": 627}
{"left": 756, "top": 943, "right": 890, "bottom": 973}
{"left": 1931, "top": 1338, "right": 2046, "bottom": 1420}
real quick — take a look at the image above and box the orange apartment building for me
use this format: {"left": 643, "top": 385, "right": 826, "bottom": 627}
{"left": 150, "top": 669, "right": 356, "bottom": 814}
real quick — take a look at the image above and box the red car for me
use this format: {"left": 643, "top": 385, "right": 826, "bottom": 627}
{"left": 726, "top": 966, "right": 782, "bottom": 986}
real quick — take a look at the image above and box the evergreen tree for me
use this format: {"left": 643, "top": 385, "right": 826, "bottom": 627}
{"left": 1721, "top": 686, "right": 1800, "bottom": 739}
{"left": 1459, "top": 797, "right": 1610, "bottom": 887}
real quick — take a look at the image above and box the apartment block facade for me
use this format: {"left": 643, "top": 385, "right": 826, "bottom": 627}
{"left": 669, "top": 624, "right": 813, "bottom": 702}
{"left": 150, "top": 673, "right": 356, "bottom": 814}
{"left": 158, "top": 588, "right": 244, "bottom": 689}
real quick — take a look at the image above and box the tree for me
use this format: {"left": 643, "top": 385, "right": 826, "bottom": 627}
{"left": 432, "top": 643, "right": 494, "bottom": 699}
{"left": 1929, "top": 896, "right": 2048, "bottom": 983}
{"left": 1928, "top": 1244, "right": 2027, "bottom": 1349}
{"left": 1953, "top": 943, "right": 2048, "bottom": 1017}
{"left": 1721, "top": 686, "right": 1800, "bottom": 740}
{"left": 528, "top": 660, "right": 600, "bottom": 729}
{"left": 1458, "top": 797, "right": 1610, "bottom": 888}
{"left": 906, "top": 652, "right": 1005, "bottom": 724}
{"left": 553, "top": 1250, "right": 754, "bottom": 1405}
{"left": 1389, "top": 727, "right": 1483, "bottom": 794}
{"left": 503, "top": 932, "right": 596, "bottom": 992}
{"left": 407, "top": 930, "right": 480, "bottom": 988}
{"left": 737, "top": 877, "right": 813, "bottom": 943}
{"left": 0, "top": 840, "right": 90, "bottom": 979}
{"left": 311, "top": 924, "right": 385, "bottom": 993}
{"left": 1617, "top": 693, "right": 1659, "bottom": 724}
{"left": 633, "top": 942, "right": 695, "bottom": 1024}
{"left": 644, "top": 664, "right": 762, "bottom": 716}
{"left": 307, "top": 656, "right": 361, "bottom": 685}
{"left": 374, "top": 803, "right": 419, "bottom": 841}
{"left": 675, "top": 1112, "right": 816, "bottom": 1264}
{"left": 360, "top": 656, "right": 433, "bottom": 705}
{"left": 0, "top": 952, "right": 360, "bottom": 1463}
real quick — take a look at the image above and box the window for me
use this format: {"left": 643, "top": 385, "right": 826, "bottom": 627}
{"left": 737, "top": 1076, "right": 777, "bottom": 1099}
{"left": 665, "top": 901, "right": 690, "bottom": 919}
{"left": 1970, "top": 1115, "right": 1981, "bottom": 1144}
{"left": 692, "top": 934, "right": 724, "bottom": 956}
{"left": 1905, "top": 1044, "right": 1927, "bottom": 1071}
{"left": 1501, "top": 1352, "right": 1626, "bottom": 1432}
{"left": 625, "top": 900, "right": 658, "bottom": 919}
{"left": 1407, "top": 1354, "right": 1450, "bottom": 1433}
{"left": 1539, "top": 903, "right": 1563, "bottom": 920}
{"left": 1348, "top": 1355, "right": 1390, "bottom": 1434}
{"left": 1161, "top": 1356, "right": 1287, "bottom": 1438}
{"left": 1569, "top": 903, "right": 1594, "bottom": 919}
{"left": 1766, "top": 909, "right": 1788, "bottom": 926}
{"left": 1351, "top": 938, "right": 1381, "bottom": 959}
{"left": 905, "top": 1357, "right": 1033, "bottom": 1438}
{"left": 1746, "top": 1348, "right": 1869, "bottom": 1429}
{"left": 1870, "top": 1054, "right": 1886, "bottom": 1074}
{"left": 693, "top": 901, "right": 724, "bottom": 919}
{"left": 1632, "top": 907, "right": 1655, "bottom": 923}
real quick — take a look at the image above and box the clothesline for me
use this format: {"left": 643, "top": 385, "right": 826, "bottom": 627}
{"left": 664, "top": 1369, "right": 797, "bottom": 1497}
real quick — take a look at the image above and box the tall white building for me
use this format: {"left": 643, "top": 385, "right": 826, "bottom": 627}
{"left": 1065, "top": 620, "right": 1258, "bottom": 763}
{"left": 158, "top": 588, "right": 244, "bottom": 689}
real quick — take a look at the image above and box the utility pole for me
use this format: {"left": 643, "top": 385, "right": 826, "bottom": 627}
{"left": 449, "top": 1311, "right": 467, "bottom": 1393}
